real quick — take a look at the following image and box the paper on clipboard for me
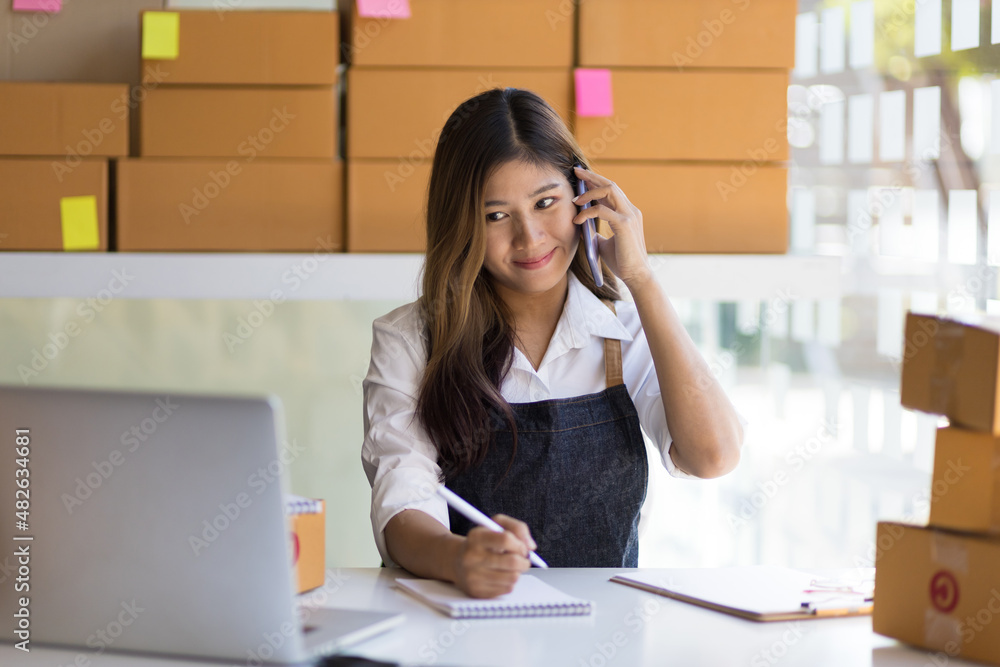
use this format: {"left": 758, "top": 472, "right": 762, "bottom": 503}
{"left": 610, "top": 566, "right": 874, "bottom": 622}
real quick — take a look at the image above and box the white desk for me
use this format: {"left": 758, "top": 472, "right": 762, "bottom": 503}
{"left": 0, "top": 567, "right": 974, "bottom": 666}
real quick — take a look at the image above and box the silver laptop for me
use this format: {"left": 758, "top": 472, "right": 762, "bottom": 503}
{"left": 0, "top": 386, "right": 403, "bottom": 664}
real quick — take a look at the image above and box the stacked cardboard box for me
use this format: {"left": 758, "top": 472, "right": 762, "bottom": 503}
{"left": 0, "top": 0, "right": 163, "bottom": 87}
{"left": 874, "top": 312, "right": 1000, "bottom": 665}
{"left": 0, "top": 82, "right": 129, "bottom": 251}
{"left": 119, "top": 10, "right": 344, "bottom": 251}
{"left": 341, "top": 0, "right": 574, "bottom": 252}
{"left": 577, "top": 0, "right": 795, "bottom": 253}
{"left": 166, "top": 0, "right": 334, "bottom": 10}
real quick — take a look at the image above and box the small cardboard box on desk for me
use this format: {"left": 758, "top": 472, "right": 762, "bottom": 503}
{"left": 286, "top": 496, "right": 325, "bottom": 594}
{"left": 873, "top": 522, "right": 1000, "bottom": 665}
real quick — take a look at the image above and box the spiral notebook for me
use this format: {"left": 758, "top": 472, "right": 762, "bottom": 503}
{"left": 394, "top": 575, "right": 595, "bottom": 619}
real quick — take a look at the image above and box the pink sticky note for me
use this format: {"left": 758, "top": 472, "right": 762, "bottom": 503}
{"left": 12, "top": 0, "right": 61, "bottom": 12}
{"left": 357, "top": 0, "right": 410, "bottom": 19}
{"left": 575, "top": 69, "right": 614, "bottom": 118}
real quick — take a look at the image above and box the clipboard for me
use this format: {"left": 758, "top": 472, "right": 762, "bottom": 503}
{"left": 610, "top": 566, "right": 874, "bottom": 622}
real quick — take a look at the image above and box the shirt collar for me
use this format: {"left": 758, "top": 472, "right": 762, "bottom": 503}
{"left": 506, "top": 272, "right": 635, "bottom": 377}
{"left": 561, "top": 272, "right": 634, "bottom": 350}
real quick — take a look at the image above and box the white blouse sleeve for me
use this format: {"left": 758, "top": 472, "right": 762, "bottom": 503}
{"left": 361, "top": 313, "right": 450, "bottom": 567}
{"left": 623, "top": 318, "right": 697, "bottom": 479}
{"left": 620, "top": 301, "right": 748, "bottom": 480}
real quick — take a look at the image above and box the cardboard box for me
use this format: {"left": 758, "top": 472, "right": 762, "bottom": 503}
{"left": 592, "top": 162, "right": 787, "bottom": 253}
{"left": 347, "top": 159, "right": 429, "bottom": 252}
{"left": 574, "top": 70, "right": 789, "bottom": 162}
{"left": 0, "top": 82, "right": 129, "bottom": 157}
{"left": 1, "top": 0, "right": 163, "bottom": 87}
{"left": 579, "top": 0, "right": 796, "bottom": 69}
{"left": 347, "top": 68, "right": 573, "bottom": 159}
{"left": 342, "top": 0, "right": 572, "bottom": 68}
{"left": 900, "top": 312, "right": 1000, "bottom": 435}
{"left": 290, "top": 502, "right": 325, "bottom": 594}
{"left": 169, "top": 0, "right": 333, "bottom": 8}
{"left": 930, "top": 427, "right": 1000, "bottom": 534}
{"left": 873, "top": 522, "right": 1000, "bottom": 665}
{"left": 139, "top": 87, "right": 336, "bottom": 159}
{"left": 0, "top": 158, "right": 108, "bottom": 251}
{"left": 347, "top": 159, "right": 787, "bottom": 254}
{"left": 141, "top": 11, "right": 339, "bottom": 85}
{"left": 116, "top": 158, "right": 344, "bottom": 251}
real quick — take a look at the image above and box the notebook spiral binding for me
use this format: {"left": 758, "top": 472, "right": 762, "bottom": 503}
{"left": 284, "top": 495, "right": 323, "bottom": 516}
{"left": 449, "top": 601, "right": 593, "bottom": 618}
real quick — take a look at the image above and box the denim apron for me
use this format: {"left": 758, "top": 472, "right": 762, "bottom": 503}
{"left": 445, "top": 302, "right": 649, "bottom": 567}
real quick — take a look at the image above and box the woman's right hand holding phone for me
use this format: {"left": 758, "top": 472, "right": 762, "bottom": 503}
{"left": 451, "top": 514, "right": 535, "bottom": 598}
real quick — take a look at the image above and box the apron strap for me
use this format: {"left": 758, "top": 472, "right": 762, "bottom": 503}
{"left": 600, "top": 300, "right": 625, "bottom": 388}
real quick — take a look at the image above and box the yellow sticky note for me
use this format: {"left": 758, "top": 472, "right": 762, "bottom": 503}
{"left": 142, "top": 12, "right": 180, "bottom": 60}
{"left": 60, "top": 196, "right": 100, "bottom": 251}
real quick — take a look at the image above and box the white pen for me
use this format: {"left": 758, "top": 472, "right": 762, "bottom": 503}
{"left": 437, "top": 486, "right": 549, "bottom": 569}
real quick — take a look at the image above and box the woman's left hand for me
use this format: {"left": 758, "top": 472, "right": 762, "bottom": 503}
{"left": 572, "top": 165, "right": 653, "bottom": 291}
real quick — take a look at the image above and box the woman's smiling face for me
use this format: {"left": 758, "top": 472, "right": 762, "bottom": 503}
{"left": 481, "top": 159, "right": 580, "bottom": 301}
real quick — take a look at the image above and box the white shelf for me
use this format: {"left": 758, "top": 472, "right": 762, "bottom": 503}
{"left": 0, "top": 253, "right": 840, "bottom": 301}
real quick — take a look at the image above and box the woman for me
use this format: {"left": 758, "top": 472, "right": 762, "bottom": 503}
{"left": 362, "top": 88, "right": 744, "bottom": 599}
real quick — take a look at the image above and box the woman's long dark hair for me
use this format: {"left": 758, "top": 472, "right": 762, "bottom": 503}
{"left": 418, "top": 88, "right": 620, "bottom": 481}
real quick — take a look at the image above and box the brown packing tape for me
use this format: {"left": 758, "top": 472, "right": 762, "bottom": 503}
{"left": 927, "top": 320, "right": 966, "bottom": 416}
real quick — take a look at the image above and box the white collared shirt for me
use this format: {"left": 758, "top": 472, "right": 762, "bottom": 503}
{"left": 361, "top": 272, "right": 689, "bottom": 566}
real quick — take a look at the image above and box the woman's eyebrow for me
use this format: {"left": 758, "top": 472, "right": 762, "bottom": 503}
{"left": 485, "top": 183, "right": 560, "bottom": 207}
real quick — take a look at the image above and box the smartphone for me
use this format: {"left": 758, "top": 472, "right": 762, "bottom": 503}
{"left": 573, "top": 164, "right": 603, "bottom": 288}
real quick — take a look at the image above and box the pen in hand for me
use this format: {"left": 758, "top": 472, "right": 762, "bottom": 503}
{"left": 437, "top": 486, "right": 549, "bottom": 569}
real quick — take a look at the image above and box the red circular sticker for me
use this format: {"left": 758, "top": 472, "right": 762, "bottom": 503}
{"left": 929, "top": 570, "right": 959, "bottom": 613}
{"left": 291, "top": 532, "right": 300, "bottom": 564}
